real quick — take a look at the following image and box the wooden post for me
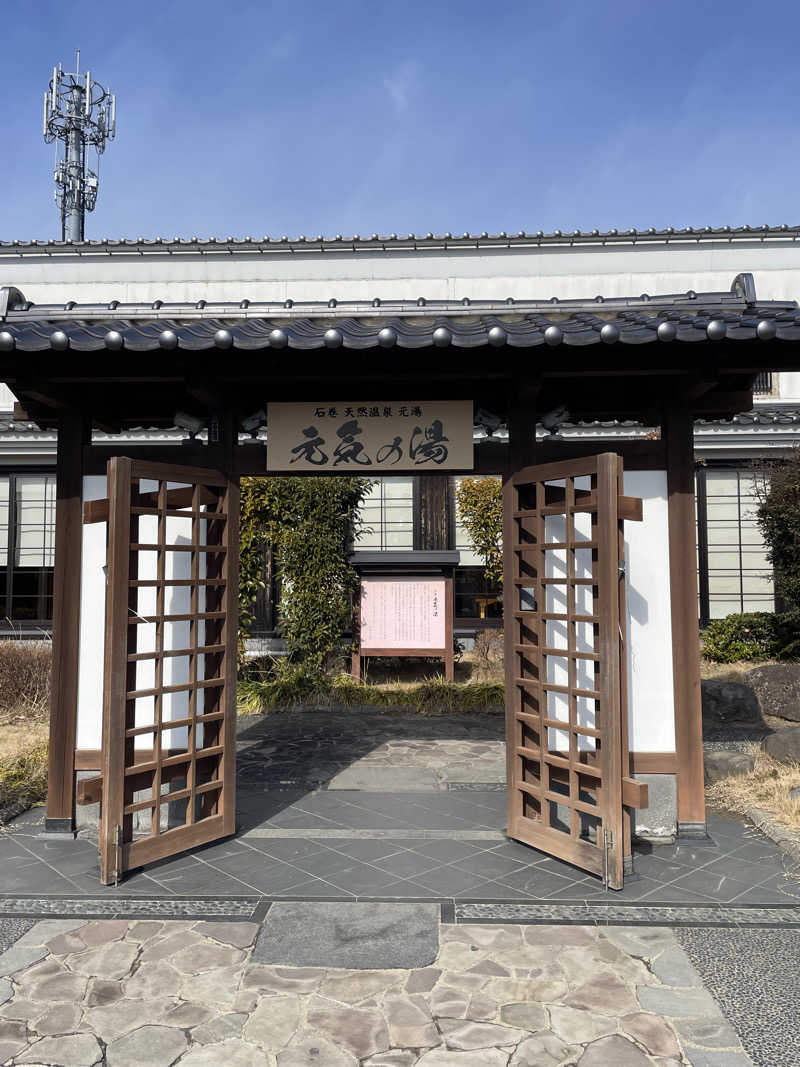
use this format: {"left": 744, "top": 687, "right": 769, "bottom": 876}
{"left": 506, "top": 379, "right": 539, "bottom": 475}
{"left": 664, "top": 405, "right": 707, "bottom": 837}
{"left": 45, "top": 411, "right": 90, "bottom": 834}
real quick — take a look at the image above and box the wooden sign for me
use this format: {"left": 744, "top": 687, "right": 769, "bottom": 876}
{"left": 353, "top": 574, "right": 455, "bottom": 681}
{"left": 360, "top": 577, "right": 446, "bottom": 650}
{"left": 267, "top": 400, "right": 473, "bottom": 472}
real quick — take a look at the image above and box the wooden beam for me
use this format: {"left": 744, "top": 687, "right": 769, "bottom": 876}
{"left": 45, "top": 411, "right": 90, "bottom": 834}
{"left": 664, "top": 405, "right": 707, "bottom": 836}
{"left": 622, "top": 777, "right": 649, "bottom": 809}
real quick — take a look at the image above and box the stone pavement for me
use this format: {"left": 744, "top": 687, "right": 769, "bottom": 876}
{"left": 0, "top": 915, "right": 754, "bottom": 1066}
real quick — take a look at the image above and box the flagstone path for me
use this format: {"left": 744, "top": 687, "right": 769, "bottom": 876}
{"left": 0, "top": 917, "right": 752, "bottom": 1066}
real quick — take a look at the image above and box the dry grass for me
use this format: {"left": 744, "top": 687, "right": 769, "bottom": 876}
{"left": 0, "top": 741, "right": 48, "bottom": 812}
{"left": 0, "top": 640, "right": 51, "bottom": 717}
{"left": 706, "top": 746, "right": 800, "bottom": 833}
{"left": 699, "top": 658, "right": 778, "bottom": 682}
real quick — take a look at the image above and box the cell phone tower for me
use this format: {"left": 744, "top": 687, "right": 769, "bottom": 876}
{"left": 43, "top": 51, "right": 116, "bottom": 242}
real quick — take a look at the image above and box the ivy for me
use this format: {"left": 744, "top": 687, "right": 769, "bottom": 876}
{"left": 239, "top": 476, "right": 371, "bottom": 669}
{"left": 455, "top": 476, "right": 504, "bottom": 584}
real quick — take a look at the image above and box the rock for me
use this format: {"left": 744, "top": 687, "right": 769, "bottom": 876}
{"left": 439, "top": 1018, "right": 527, "bottom": 1050}
{"left": 68, "top": 940, "right": 139, "bottom": 980}
{"left": 16, "top": 1033, "right": 103, "bottom": 1066}
{"left": 384, "top": 993, "right": 440, "bottom": 1048}
{"left": 499, "top": 1001, "right": 547, "bottom": 1030}
{"left": 510, "top": 1032, "right": 581, "bottom": 1067}
{"left": 620, "top": 1013, "right": 680, "bottom": 1058}
{"left": 243, "top": 996, "right": 300, "bottom": 1050}
{"left": 406, "top": 967, "right": 441, "bottom": 993}
{"left": 78, "top": 920, "right": 129, "bottom": 947}
{"left": 306, "top": 997, "right": 389, "bottom": 1059}
{"left": 0, "top": 1020, "right": 29, "bottom": 1061}
{"left": 790, "top": 786, "right": 800, "bottom": 800}
{"left": 192, "top": 1012, "right": 248, "bottom": 1044}
{"left": 192, "top": 921, "right": 259, "bottom": 948}
{"left": 417, "top": 1050, "right": 509, "bottom": 1066}
{"left": 746, "top": 663, "right": 800, "bottom": 721}
{"left": 702, "top": 681, "right": 761, "bottom": 724}
{"left": 105, "top": 1025, "right": 189, "bottom": 1066}
{"left": 578, "top": 1034, "right": 652, "bottom": 1066}
{"left": 179, "top": 1039, "right": 270, "bottom": 1066}
{"left": 764, "top": 725, "right": 800, "bottom": 763}
{"left": 33, "top": 1002, "right": 83, "bottom": 1036}
{"left": 704, "top": 749, "right": 756, "bottom": 784}
{"left": 549, "top": 1006, "right": 616, "bottom": 1044}
{"left": 564, "top": 973, "right": 638, "bottom": 1016}
{"left": 278, "top": 1032, "right": 357, "bottom": 1066}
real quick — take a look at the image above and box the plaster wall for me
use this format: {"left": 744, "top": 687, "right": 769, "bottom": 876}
{"left": 4, "top": 240, "right": 800, "bottom": 307}
{"left": 76, "top": 474, "right": 203, "bottom": 752}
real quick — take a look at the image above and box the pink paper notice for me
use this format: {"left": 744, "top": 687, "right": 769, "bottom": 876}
{"left": 359, "top": 577, "right": 446, "bottom": 650}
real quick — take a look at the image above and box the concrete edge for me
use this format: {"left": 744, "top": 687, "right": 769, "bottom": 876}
{"left": 747, "top": 806, "right": 800, "bottom": 864}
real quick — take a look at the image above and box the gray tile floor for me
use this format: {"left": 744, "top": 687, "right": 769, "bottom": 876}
{"left": 2, "top": 796, "right": 799, "bottom": 906}
{"left": 1, "top": 709, "right": 797, "bottom": 908}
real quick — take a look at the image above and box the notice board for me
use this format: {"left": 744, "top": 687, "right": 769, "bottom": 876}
{"left": 353, "top": 574, "right": 454, "bottom": 681}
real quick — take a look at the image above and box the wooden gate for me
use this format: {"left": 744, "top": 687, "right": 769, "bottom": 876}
{"left": 96, "top": 458, "right": 238, "bottom": 885}
{"left": 503, "top": 453, "right": 644, "bottom": 890}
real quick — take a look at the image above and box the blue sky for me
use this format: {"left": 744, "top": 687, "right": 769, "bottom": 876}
{"left": 2, "top": 0, "right": 799, "bottom": 240}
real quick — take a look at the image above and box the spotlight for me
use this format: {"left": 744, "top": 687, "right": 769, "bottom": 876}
{"left": 174, "top": 410, "right": 206, "bottom": 438}
{"left": 474, "top": 407, "right": 503, "bottom": 436}
{"left": 240, "top": 408, "right": 267, "bottom": 437}
{"left": 540, "top": 405, "right": 570, "bottom": 435}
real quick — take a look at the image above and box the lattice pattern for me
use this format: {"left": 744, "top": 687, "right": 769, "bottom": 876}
{"left": 504, "top": 454, "right": 628, "bottom": 889}
{"left": 100, "top": 459, "right": 238, "bottom": 884}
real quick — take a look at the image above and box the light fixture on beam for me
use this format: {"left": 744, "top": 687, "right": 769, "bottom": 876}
{"left": 174, "top": 410, "right": 205, "bottom": 438}
{"left": 240, "top": 408, "right": 267, "bottom": 438}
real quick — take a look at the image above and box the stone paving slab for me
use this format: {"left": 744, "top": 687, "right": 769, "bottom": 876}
{"left": 252, "top": 902, "right": 440, "bottom": 969}
{"left": 0, "top": 915, "right": 759, "bottom": 1066}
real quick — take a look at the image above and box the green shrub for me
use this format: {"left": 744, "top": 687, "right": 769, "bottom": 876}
{"left": 756, "top": 452, "right": 800, "bottom": 609}
{"left": 702, "top": 611, "right": 800, "bottom": 663}
{"left": 239, "top": 476, "right": 370, "bottom": 669}
{"left": 455, "top": 477, "right": 503, "bottom": 585}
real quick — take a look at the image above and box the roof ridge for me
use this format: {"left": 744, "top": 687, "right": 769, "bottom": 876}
{"left": 1, "top": 224, "right": 800, "bottom": 253}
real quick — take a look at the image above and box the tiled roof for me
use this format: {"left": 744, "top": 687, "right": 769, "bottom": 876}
{"left": 2, "top": 225, "right": 800, "bottom": 256}
{"left": 1, "top": 276, "right": 796, "bottom": 351}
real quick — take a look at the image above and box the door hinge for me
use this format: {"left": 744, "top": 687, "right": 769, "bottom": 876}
{"left": 602, "top": 828, "right": 613, "bottom": 891}
{"left": 113, "top": 824, "right": 122, "bottom": 887}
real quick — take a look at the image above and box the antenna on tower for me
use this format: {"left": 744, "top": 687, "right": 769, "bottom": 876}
{"left": 43, "top": 53, "right": 116, "bottom": 242}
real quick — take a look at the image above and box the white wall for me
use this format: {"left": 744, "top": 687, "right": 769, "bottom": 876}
{"left": 624, "top": 471, "right": 676, "bottom": 754}
{"left": 76, "top": 474, "right": 205, "bottom": 752}
{"left": 4, "top": 239, "right": 800, "bottom": 307}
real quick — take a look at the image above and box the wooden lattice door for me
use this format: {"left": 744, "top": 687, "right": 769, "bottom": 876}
{"left": 98, "top": 458, "right": 238, "bottom": 885}
{"left": 504, "top": 452, "right": 642, "bottom": 890}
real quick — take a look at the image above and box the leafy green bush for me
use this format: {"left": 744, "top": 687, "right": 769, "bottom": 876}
{"left": 702, "top": 611, "right": 800, "bottom": 663}
{"left": 455, "top": 477, "right": 503, "bottom": 585}
{"left": 239, "top": 476, "right": 370, "bottom": 669}
{"left": 757, "top": 452, "right": 800, "bottom": 609}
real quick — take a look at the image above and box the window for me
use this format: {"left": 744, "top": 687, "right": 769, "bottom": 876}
{"left": 356, "top": 477, "right": 414, "bottom": 550}
{"left": 0, "top": 473, "right": 56, "bottom": 626}
{"left": 697, "top": 466, "right": 774, "bottom": 622}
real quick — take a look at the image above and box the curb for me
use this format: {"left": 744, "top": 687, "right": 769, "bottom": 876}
{"left": 747, "top": 806, "right": 800, "bottom": 865}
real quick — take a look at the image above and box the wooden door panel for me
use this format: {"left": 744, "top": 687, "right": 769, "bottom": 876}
{"left": 99, "top": 458, "right": 238, "bottom": 885}
{"left": 504, "top": 452, "right": 632, "bottom": 889}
